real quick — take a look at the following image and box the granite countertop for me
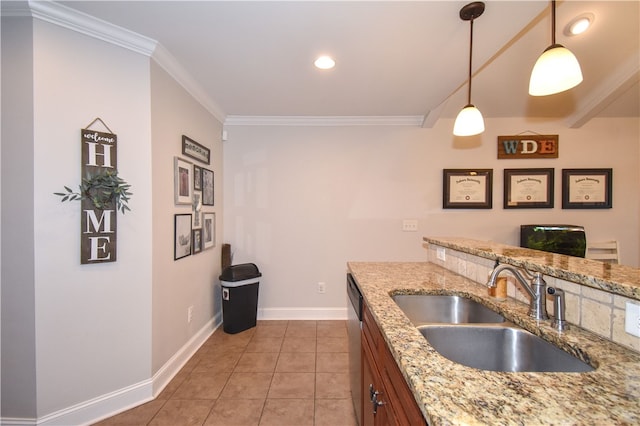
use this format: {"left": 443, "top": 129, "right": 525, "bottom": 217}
{"left": 425, "top": 237, "right": 640, "bottom": 301}
{"left": 347, "top": 261, "right": 640, "bottom": 425}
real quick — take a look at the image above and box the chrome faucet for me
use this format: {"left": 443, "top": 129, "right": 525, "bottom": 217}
{"left": 487, "top": 263, "right": 549, "bottom": 321}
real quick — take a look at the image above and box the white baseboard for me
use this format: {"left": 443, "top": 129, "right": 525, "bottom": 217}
{"left": 0, "top": 417, "right": 37, "bottom": 426}
{"left": 151, "top": 313, "right": 221, "bottom": 397}
{"left": 258, "top": 307, "right": 347, "bottom": 320}
{"left": 39, "top": 380, "right": 154, "bottom": 426}
{"left": 1, "top": 312, "right": 223, "bottom": 426}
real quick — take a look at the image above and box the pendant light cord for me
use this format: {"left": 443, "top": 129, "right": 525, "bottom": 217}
{"left": 551, "top": 0, "right": 556, "bottom": 45}
{"left": 467, "top": 18, "right": 474, "bottom": 105}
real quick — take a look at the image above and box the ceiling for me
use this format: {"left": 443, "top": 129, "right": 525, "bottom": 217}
{"left": 47, "top": 1, "right": 640, "bottom": 126}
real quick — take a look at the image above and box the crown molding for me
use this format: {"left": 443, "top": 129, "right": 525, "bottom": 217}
{"left": 5, "top": 2, "right": 433, "bottom": 129}
{"left": 151, "top": 45, "right": 226, "bottom": 123}
{"left": 27, "top": 0, "right": 157, "bottom": 56}
{"left": 1, "top": 1, "right": 30, "bottom": 17}
{"left": 16, "top": 0, "right": 226, "bottom": 123}
{"left": 224, "top": 115, "right": 425, "bottom": 127}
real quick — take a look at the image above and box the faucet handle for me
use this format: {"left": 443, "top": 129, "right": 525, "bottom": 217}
{"left": 547, "top": 287, "right": 569, "bottom": 331}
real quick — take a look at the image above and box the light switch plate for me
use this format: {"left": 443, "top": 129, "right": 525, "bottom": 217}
{"left": 402, "top": 219, "right": 418, "bottom": 232}
{"left": 625, "top": 302, "right": 640, "bottom": 337}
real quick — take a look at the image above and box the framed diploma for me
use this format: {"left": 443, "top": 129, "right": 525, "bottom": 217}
{"left": 503, "top": 168, "right": 554, "bottom": 209}
{"left": 443, "top": 169, "right": 493, "bottom": 209}
{"left": 562, "top": 168, "right": 612, "bottom": 209}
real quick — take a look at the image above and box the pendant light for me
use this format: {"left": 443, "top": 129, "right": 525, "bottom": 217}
{"left": 529, "top": 0, "right": 583, "bottom": 96}
{"left": 453, "top": 2, "right": 485, "bottom": 137}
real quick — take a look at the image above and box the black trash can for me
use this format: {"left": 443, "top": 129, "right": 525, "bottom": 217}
{"left": 219, "top": 263, "right": 262, "bottom": 334}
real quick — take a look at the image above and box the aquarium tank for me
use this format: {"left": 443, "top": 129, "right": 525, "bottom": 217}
{"left": 520, "top": 225, "right": 586, "bottom": 258}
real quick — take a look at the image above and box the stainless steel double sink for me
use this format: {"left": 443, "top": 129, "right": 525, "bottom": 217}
{"left": 392, "top": 294, "right": 594, "bottom": 373}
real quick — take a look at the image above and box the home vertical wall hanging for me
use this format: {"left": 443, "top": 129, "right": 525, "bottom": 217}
{"left": 81, "top": 119, "right": 117, "bottom": 263}
{"left": 55, "top": 118, "right": 132, "bottom": 264}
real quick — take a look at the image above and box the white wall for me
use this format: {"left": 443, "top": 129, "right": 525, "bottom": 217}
{"left": 223, "top": 117, "right": 639, "bottom": 318}
{"left": 31, "top": 20, "right": 154, "bottom": 417}
{"left": 0, "top": 18, "right": 153, "bottom": 421}
{"left": 2, "top": 10, "right": 225, "bottom": 423}
{"left": 1, "top": 15, "right": 38, "bottom": 420}
{"left": 150, "top": 61, "right": 224, "bottom": 375}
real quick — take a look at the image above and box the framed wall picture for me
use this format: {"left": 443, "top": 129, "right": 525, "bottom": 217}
{"left": 192, "top": 229, "right": 202, "bottom": 254}
{"left": 182, "top": 135, "right": 210, "bottom": 164}
{"left": 174, "top": 213, "right": 192, "bottom": 260}
{"left": 174, "top": 157, "right": 193, "bottom": 205}
{"left": 503, "top": 168, "right": 554, "bottom": 209}
{"left": 193, "top": 165, "right": 202, "bottom": 190}
{"left": 443, "top": 169, "right": 493, "bottom": 209}
{"left": 192, "top": 190, "right": 202, "bottom": 229}
{"left": 203, "top": 212, "right": 215, "bottom": 250}
{"left": 562, "top": 168, "right": 612, "bottom": 209}
{"left": 202, "top": 168, "right": 214, "bottom": 206}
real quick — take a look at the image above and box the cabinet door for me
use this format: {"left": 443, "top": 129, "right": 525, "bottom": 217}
{"left": 362, "top": 301, "right": 426, "bottom": 426}
{"left": 379, "top": 345, "right": 426, "bottom": 426}
{"left": 362, "top": 350, "right": 376, "bottom": 426}
{"left": 362, "top": 331, "right": 392, "bottom": 426}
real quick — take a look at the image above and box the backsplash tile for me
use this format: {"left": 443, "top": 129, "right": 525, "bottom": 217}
{"left": 582, "top": 286, "right": 613, "bottom": 304}
{"left": 581, "top": 298, "right": 612, "bottom": 338}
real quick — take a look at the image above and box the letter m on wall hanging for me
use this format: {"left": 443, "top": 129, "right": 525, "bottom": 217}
{"left": 497, "top": 134, "right": 559, "bottom": 159}
{"left": 80, "top": 119, "right": 118, "bottom": 264}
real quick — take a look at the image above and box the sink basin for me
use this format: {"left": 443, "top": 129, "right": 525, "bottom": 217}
{"left": 420, "top": 325, "right": 594, "bottom": 373}
{"left": 392, "top": 295, "right": 505, "bottom": 324}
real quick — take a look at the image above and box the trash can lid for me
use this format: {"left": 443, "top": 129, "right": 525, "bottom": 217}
{"left": 219, "top": 263, "right": 262, "bottom": 281}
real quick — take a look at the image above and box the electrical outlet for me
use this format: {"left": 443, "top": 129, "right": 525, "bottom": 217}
{"left": 436, "top": 247, "right": 446, "bottom": 261}
{"left": 625, "top": 302, "right": 640, "bottom": 337}
{"left": 187, "top": 306, "right": 193, "bottom": 323}
{"left": 402, "top": 219, "right": 418, "bottom": 232}
{"left": 317, "top": 282, "right": 326, "bottom": 294}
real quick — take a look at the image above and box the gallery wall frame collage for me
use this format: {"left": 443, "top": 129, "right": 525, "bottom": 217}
{"left": 442, "top": 136, "right": 612, "bottom": 210}
{"left": 174, "top": 135, "right": 215, "bottom": 260}
{"left": 442, "top": 168, "right": 612, "bottom": 210}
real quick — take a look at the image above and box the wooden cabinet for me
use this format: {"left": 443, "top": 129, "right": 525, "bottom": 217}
{"left": 362, "top": 344, "right": 389, "bottom": 426}
{"left": 361, "top": 301, "right": 426, "bottom": 426}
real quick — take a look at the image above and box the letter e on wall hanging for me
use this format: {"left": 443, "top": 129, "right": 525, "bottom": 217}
{"left": 497, "top": 134, "right": 559, "bottom": 159}
{"left": 81, "top": 120, "right": 118, "bottom": 264}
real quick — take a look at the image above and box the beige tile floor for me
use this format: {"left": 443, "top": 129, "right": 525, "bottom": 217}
{"left": 94, "top": 320, "right": 358, "bottom": 426}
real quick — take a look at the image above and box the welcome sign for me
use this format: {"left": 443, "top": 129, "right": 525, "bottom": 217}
{"left": 80, "top": 128, "right": 118, "bottom": 264}
{"left": 497, "top": 135, "right": 559, "bottom": 159}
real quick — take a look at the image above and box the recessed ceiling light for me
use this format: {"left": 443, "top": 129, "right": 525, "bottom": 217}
{"left": 314, "top": 56, "right": 335, "bottom": 70}
{"left": 565, "top": 13, "right": 594, "bottom": 36}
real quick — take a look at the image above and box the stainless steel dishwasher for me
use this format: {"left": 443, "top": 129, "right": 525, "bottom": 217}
{"left": 347, "top": 273, "right": 363, "bottom": 425}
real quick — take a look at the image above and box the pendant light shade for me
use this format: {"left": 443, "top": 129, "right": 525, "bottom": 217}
{"left": 529, "top": 1, "right": 583, "bottom": 96}
{"left": 454, "top": 2, "right": 485, "bottom": 137}
{"left": 454, "top": 104, "right": 485, "bottom": 136}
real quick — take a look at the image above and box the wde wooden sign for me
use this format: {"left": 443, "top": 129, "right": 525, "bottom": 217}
{"left": 81, "top": 128, "right": 118, "bottom": 264}
{"left": 497, "top": 135, "right": 559, "bottom": 159}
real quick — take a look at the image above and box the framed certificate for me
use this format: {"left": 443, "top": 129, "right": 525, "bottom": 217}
{"left": 562, "top": 168, "right": 612, "bottom": 209}
{"left": 504, "top": 168, "right": 554, "bottom": 209}
{"left": 443, "top": 169, "right": 493, "bottom": 209}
